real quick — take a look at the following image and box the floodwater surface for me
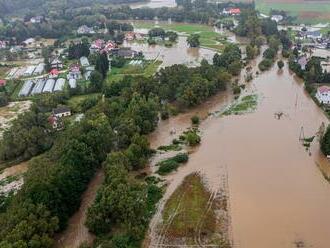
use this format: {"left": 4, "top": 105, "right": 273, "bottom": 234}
{"left": 123, "top": 35, "right": 216, "bottom": 67}
{"left": 147, "top": 57, "right": 330, "bottom": 247}
{"left": 130, "top": 0, "right": 176, "bottom": 9}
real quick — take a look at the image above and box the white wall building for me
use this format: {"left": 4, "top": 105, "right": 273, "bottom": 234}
{"left": 316, "top": 86, "right": 330, "bottom": 105}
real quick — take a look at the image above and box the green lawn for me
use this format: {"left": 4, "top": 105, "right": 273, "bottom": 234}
{"left": 107, "top": 60, "right": 162, "bottom": 84}
{"left": 134, "top": 22, "right": 225, "bottom": 50}
{"left": 67, "top": 93, "right": 100, "bottom": 112}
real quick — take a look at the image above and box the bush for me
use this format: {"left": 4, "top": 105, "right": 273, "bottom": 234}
{"left": 258, "top": 59, "right": 273, "bottom": 71}
{"left": 156, "top": 153, "right": 188, "bottom": 175}
{"left": 157, "top": 160, "right": 179, "bottom": 175}
{"left": 185, "top": 130, "right": 201, "bottom": 146}
{"left": 191, "top": 115, "right": 200, "bottom": 125}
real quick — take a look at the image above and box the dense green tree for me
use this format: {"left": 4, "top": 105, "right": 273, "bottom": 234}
{"left": 187, "top": 34, "right": 200, "bottom": 47}
{"left": 95, "top": 52, "right": 109, "bottom": 79}
{"left": 90, "top": 71, "right": 104, "bottom": 92}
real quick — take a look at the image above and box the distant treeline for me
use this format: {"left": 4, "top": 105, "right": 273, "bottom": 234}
{"left": 0, "top": 0, "right": 146, "bottom": 16}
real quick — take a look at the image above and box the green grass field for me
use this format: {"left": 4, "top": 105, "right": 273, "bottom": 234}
{"left": 107, "top": 60, "right": 162, "bottom": 83}
{"left": 134, "top": 22, "right": 225, "bottom": 50}
{"left": 255, "top": 0, "right": 330, "bottom": 24}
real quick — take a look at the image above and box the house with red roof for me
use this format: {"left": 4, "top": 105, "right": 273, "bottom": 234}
{"left": 316, "top": 86, "right": 330, "bottom": 105}
{"left": 223, "top": 8, "right": 241, "bottom": 16}
{"left": 0, "top": 80, "right": 6, "bottom": 86}
{"left": 49, "top": 69, "right": 59, "bottom": 78}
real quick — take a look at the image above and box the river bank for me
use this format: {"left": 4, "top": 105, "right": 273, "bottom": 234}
{"left": 145, "top": 49, "right": 330, "bottom": 247}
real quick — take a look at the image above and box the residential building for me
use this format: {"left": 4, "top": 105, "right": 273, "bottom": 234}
{"left": 0, "top": 80, "right": 6, "bottom": 86}
{"left": 0, "top": 40, "right": 6, "bottom": 49}
{"left": 51, "top": 58, "right": 63, "bottom": 69}
{"left": 77, "top": 25, "right": 95, "bottom": 35}
{"left": 316, "top": 86, "right": 330, "bottom": 105}
{"left": 53, "top": 106, "right": 71, "bottom": 118}
{"left": 306, "top": 30, "right": 322, "bottom": 40}
{"left": 80, "top": 56, "right": 90, "bottom": 67}
{"left": 271, "top": 15, "right": 283, "bottom": 23}
{"left": 22, "top": 38, "right": 35, "bottom": 46}
{"left": 68, "top": 64, "right": 81, "bottom": 79}
{"left": 111, "top": 48, "right": 138, "bottom": 59}
{"left": 222, "top": 8, "right": 241, "bottom": 16}
{"left": 30, "top": 16, "right": 44, "bottom": 23}
{"left": 297, "top": 56, "right": 308, "bottom": 70}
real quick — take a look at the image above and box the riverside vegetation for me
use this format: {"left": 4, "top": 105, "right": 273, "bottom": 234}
{"left": 0, "top": 40, "right": 242, "bottom": 247}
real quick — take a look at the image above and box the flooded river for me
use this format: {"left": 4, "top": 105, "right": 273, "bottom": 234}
{"left": 147, "top": 55, "right": 330, "bottom": 247}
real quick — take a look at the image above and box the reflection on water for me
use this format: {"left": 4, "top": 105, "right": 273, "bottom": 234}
{"left": 147, "top": 56, "right": 330, "bottom": 247}
{"left": 123, "top": 35, "right": 216, "bottom": 67}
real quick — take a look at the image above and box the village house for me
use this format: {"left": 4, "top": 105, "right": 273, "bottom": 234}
{"left": 306, "top": 30, "right": 322, "bottom": 40}
{"left": 90, "top": 39, "right": 116, "bottom": 54}
{"left": 222, "top": 8, "right": 241, "bottom": 16}
{"left": 0, "top": 40, "right": 7, "bottom": 49}
{"left": 53, "top": 106, "right": 71, "bottom": 118}
{"left": 80, "top": 56, "right": 90, "bottom": 67}
{"left": 271, "top": 15, "right": 283, "bottom": 23}
{"left": 22, "top": 38, "right": 35, "bottom": 46}
{"left": 49, "top": 106, "right": 71, "bottom": 130}
{"left": 111, "top": 48, "right": 138, "bottom": 59}
{"left": 68, "top": 64, "right": 81, "bottom": 79}
{"left": 316, "top": 86, "right": 330, "bottom": 105}
{"left": 51, "top": 58, "right": 63, "bottom": 69}
{"left": 77, "top": 25, "right": 95, "bottom": 35}
{"left": 49, "top": 68, "right": 59, "bottom": 78}
{"left": 30, "top": 16, "right": 44, "bottom": 23}
{"left": 297, "top": 55, "right": 308, "bottom": 70}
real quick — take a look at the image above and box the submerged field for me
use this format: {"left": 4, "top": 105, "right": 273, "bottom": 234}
{"left": 156, "top": 173, "right": 231, "bottom": 247}
{"left": 255, "top": 0, "right": 330, "bottom": 24}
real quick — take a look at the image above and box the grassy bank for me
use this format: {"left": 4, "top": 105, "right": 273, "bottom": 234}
{"left": 134, "top": 22, "right": 225, "bottom": 50}
{"left": 160, "top": 173, "right": 230, "bottom": 247}
{"left": 223, "top": 94, "right": 258, "bottom": 116}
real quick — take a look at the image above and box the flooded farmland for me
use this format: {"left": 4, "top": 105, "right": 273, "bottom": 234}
{"left": 146, "top": 55, "right": 330, "bottom": 247}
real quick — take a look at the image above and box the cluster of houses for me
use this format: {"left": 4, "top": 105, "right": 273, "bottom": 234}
{"left": 90, "top": 39, "right": 116, "bottom": 54}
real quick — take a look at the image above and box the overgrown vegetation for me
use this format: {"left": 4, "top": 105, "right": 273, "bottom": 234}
{"left": 223, "top": 94, "right": 258, "bottom": 116}
{"left": 156, "top": 153, "right": 189, "bottom": 175}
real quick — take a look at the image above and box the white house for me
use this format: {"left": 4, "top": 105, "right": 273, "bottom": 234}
{"left": 271, "top": 15, "right": 283, "bottom": 23}
{"left": 316, "top": 86, "right": 330, "bottom": 105}
{"left": 77, "top": 25, "right": 95, "bottom": 34}
{"left": 53, "top": 106, "right": 71, "bottom": 118}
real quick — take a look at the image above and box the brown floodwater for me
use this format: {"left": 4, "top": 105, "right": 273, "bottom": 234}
{"left": 147, "top": 55, "right": 330, "bottom": 247}
{"left": 130, "top": 0, "right": 176, "bottom": 9}
{"left": 123, "top": 34, "right": 216, "bottom": 67}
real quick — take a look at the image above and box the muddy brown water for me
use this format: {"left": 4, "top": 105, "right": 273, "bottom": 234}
{"left": 124, "top": 35, "right": 216, "bottom": 67}
{"left": 130, "top": 0, "right": 176, "bottom": 9}
{"left": 147, "top": 58, "right": 330, "bottom": 247}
